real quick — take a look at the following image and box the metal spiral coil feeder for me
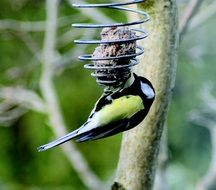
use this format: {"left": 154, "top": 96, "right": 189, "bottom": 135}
{"left": 72, "top": 0, "right": 150, "bottom": 91}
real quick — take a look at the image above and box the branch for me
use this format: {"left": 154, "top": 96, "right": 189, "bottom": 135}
{"left": 54, "top": 28, "right": 96, "bottom": 71}
{"left": 0, "top": 16, "right": 75, "bottom": 32}
{"left": 200, "top": 82, "right": 216, "bottom": 112}
{"left": 179, "top": 0, "right": 203, "bottom": 40}
{"left": 114, "top": 1, "right": 178, "bottom": 189}
{"left": 0, "top": 100, "right": 14, "bottom": 114}
{"left": 57, "top": 14, "right": 87, "bottom": 48}
{"left": 189, "top": 110, "right": 216, "bottom": 129}
{"left": 17, "top": 31, "right": 43, "bottom": 63}
{"left": 196, "top": 126, "right": 216, "bottom": 190}
{"left": 40, "top": 1, "right": 103, "bottom": 189}
{"left": 189, "top": 109, "right": 216, "bottom": 190}
{"left": 0, "top": 87, "right": 45, "bottom": 125}
{"left": 0, "top": 107, "right": 27, "bottom": 126}
{"left": 188, "top": 1, "right": 216, "bottom": 32}
{"left": 188, "top": 82, "right": 216, "bottom": 190}
{"left": 57, "top": 30, "right": 82, "bottom": 48}
{"left": 0, "top": 87, "right": 46, "bottom": 113}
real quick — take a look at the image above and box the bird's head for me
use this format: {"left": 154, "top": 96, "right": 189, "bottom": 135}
{"left": 133, "top": 73, "right": 155, "bottom": 100}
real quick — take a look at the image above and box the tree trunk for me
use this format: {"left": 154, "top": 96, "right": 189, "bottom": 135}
{"left": 112, "top": 1, "right": 178, "bottom": 190}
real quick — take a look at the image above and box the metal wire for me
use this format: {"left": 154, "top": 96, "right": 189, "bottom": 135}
{"left": 72, "top": 0, "right": 149, "bottom": 88}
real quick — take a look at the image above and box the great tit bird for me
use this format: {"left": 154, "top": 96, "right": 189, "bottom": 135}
{"left": 37, "top": 73, "right": 155, "bottom": 152}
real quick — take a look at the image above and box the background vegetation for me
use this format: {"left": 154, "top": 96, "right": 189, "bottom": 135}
{"left": 0, "top": 0, "right": 215, "bottom": 189}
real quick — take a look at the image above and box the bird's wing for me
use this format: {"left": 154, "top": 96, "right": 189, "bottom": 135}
{"left": 87, "top": 90, "right": 119, "bottom": 118}
{"left": 97, "top": 95, "right": 144, "bottom": 125}
{"left": 77, "top": 95, "right": 144, "bottom": 134}
{"left": 76, "top": 95, "right": 145, "bottom": 142}
{"left": 76, "top": 119, "right": 129, "bottom": 142}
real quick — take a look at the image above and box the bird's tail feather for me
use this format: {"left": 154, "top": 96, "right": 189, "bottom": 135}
{"left": 76, "top": 120, "right": 128, "bottom": 142}
{"left": 37, "top": 128, "right": 79, "bottom": 152}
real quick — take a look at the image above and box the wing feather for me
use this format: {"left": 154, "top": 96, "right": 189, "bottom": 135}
{"left": 96, "top": 95, "right": 144, "bottom": 127}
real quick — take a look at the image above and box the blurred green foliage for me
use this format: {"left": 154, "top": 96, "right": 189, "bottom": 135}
{"left": 0, "top": 0, "right": 215, "bottom": 189}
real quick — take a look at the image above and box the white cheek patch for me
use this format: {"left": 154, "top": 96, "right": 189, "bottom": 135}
{"left": 141, "top": 82, "right": 155, "bottom": 99}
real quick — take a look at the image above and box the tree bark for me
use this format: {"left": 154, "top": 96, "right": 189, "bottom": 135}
{"left": 112, "top": 1, "right": 178, "bottom": 190}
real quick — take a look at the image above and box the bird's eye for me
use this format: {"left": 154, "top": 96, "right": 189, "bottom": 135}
{"left": 140, "top": 82, "right": 155, "bottom": 99}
